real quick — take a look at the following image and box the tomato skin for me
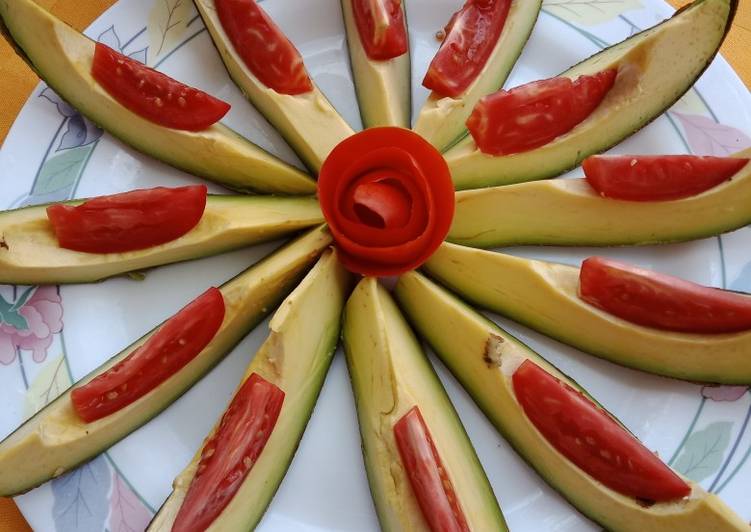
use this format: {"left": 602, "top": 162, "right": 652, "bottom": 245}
{"left": 216, "top": 0, "right": 314, "bottom": 95}
{"left": 71, "top": 287, "right": 225, "bottom": 423}
{"left": 423, "top": 0, "right": 512, "bottom": 98}
{"left": 579, "top": 257, "right": 751, "bottom": 334}
{"left": 513, "top": 360, "right": 691, "bottom": 502}
{"left": 583, "top": 155, "right": 749, "bottom": 201}
{"left": 352, "top": 0, "right": 408, "bottom": 61}
{"left": 91, "top": 43, "right": 230, "bottom": 131}
{"left": 172, "top": 373, "right": 284, "bottom": 532}
{"left": 467, "top": 69, "right": 617, "bottom": 156}
{"left": 394, "top": 407, "right": 469, "bottom": 532}
{"left": 46, "top": 185, "right": 208, "bottom": 254}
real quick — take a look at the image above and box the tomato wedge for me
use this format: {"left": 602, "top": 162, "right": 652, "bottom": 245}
{"left": 352, "top": 0, "right": 408, "bottom": 60}
{"left": 583, "top": 155, "right": 749, "bottom": 201}
{"left": 318, "top": 128, "right": 454, "bottom": 276}
{"left": 216, "top": 0, "right": 314, "bottom": 95}
{"left": 467, "top": 69, "right": 617, "bottom": 156}
{"left": 172, "top": 373, "right": 284, "bottom": 532}
{"left": 394, "top": 407, "right": 469, "bottom": 532}
{"left": 71, "top": 287, "right": 225, "bottom": 423}
{"left": 423, "top": 0, "right": 512, "bottom": 98}
{"left": 92, "top": 43, "right": 230, "bottom": 131}
{"left": 513, "top": 360, "right": 690, "bottom": 502}
{"left": 46, "top": 185, "right": 208, "bottom": 254}
{"left": 579, "top": 256, "right": 751, "bottom": 334}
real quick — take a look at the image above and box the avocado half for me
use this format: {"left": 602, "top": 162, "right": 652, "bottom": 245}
{"left": 0, "top": 0, "right": 317, "bottom": 195}
{"left": 342, "top": 277, "right": 508, "bottom": 531}
{"left": 340, "top": 0, "right": 411, "bottom": 129}
{"left": 0, "top": 195, "right": 323, "bottom": 284}
{"left": 412, "top": 0, "right": 542, "bottom": 153}
{"left": 149, "top": 249, "right": 352, "bottom": 531}
{"left": 445, "top": 0, "right": 738, "bottom": 190}
{"left": 0, "top": 226, "right": 331, "bottom": 497}
{"left": 194, "top": 0, "right": 354, "bottom": 174}
{"left": 395, "top": 270, "right": 750, "bottom": 532}
{"left": 423, "top": 242, "right": 751, "bottom": 384}
{"left": 449, "top": 149, "right": 751, "bottom": 248}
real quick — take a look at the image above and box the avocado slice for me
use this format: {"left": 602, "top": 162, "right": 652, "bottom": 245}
{"left": 422, "top": 242, "right": 751, "bottom": 384}
{"left": 0, "top": 226, "right": 332, "bottom": 497}
{"left": 445, "top": 0, "right": 737, "bottom": 190}
{"left": 340, "top": 0, "right": 411, "bottom": 129}
{"left": 195, "top": 0, "right": 355, "bottom": 174}
{"left": 0, "top": 195, "right": 323, "bottom": 284}
{"left": 394, "top": 270, "right": 749, "bottom": 532}
{"left": 342, "top": 277, "right": 508, "bottom": 531}
{"left": 148, "top": 249, "right": 352, "bottom": 531}
{"left": 0, "top": 0, "right": 316, "bottom": 195}
{"left": 449, "top": 149, "right": 751, "bottom": 248}
{"left": 412, "top": 0, "right": 542, "bottom": 152}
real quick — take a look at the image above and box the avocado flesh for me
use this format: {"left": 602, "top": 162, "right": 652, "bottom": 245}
{"left": 445, "top": 0, "right": 737, "bottom": 190}
{"left": 0, "top": 226, "right": 332, "bottom": 497}
{"left": 412, "top": 0, "right": 542, "bottom": 152}
{"left": 449, "top": 149, "right": 751, "bottom": 248}
{"left": 195, "top": 0, "right": 354, "bottom": 174}
{"left": 0, "top": 195, "right": 323, "bottom": 284}
{"left": 340, "top": 0, "right": 411, "bottom": 129}
{"left": 423, "top": 242, "right": 751, "bottom": 384}
{"left": 0, "top": 0, "right": 316, "bottom": 195}
{"left": 395, "top": 271, "right": 750, "bottom": 532}
{"left": 342, "top": 277, "right": 508, "bottom": 532}
{"left": 148, "top": 249, "right": 352, "bottom": 531}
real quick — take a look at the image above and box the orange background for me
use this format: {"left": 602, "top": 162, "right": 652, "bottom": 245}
{"left": 0, "top": 0, "right": 749, "bottom": 529}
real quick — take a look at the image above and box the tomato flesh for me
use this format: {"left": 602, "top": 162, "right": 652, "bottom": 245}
{"left": 71, "top": 287, "right": 225, "bottom": 423}
{"left": 47, "top": 185, "right": 207, "bottom": 254}
{"left": 467, "top": 69, "right": 617, "bottom": 156}
{"left": 92, "top": 43, "right": 230, "bottom": 131}
{"left": 423, "top": 0, "right": 512, "bottom": 98}
{"left": 172, "top": 372, "right": 284, "bottom": 532}
{"left": 216, "top": 0, "right": 313, "bottom": 95}
{"left": 352, "top": 0, "right": 408, "bottom": 60}
{"left": 579, "top": 256, "right": 751, "bottom": 334}
{"left": 583, "top": 155, "right": 749, "bottom": 201}
{"left": 394, "top": 407, "right": 469, "bottom": 532}
{"left": 513, "top": 360, "right": 690, "bottom": 502}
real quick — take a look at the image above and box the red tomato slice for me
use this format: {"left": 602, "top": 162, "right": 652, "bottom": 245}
{"left": 172, "top": 373, "right": 284, "bottom": 532}
{"left": 92, "top": 43, "right": 230, "bottom": 131}
{"left": 467, "top": 69, "right": 617, "bottom": 156}
{"left": 46, "top": 185, "right": 208, "bottom": 254}
{"left": 352, "top": 0, "right": 408, "bottom": 60}
{"left": 579, "top": 257, "right": 751, "bottom": 334}
{"left": 423, "top": 0, "right": 512, "bottom": 98}
{"left": 513, "top": 360, "right": 691, "bottom": 502}
{"left": 71, "top": 287, "right": 225, "bottom": 423}
{"left": 583, "top": 155, "right": 749, "bottom": 201}
{"left": 216, "top": 0, "right": 314, "bottom": 95}
{"left": 394, "top": 407, "right": 469, "bottom": 532}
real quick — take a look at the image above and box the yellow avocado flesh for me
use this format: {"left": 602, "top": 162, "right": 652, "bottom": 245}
{"left": 423, "top": 243, "right": 751, "bottom": 384}
{"left": 196, "top": 0, "right": 354, "bottom": 174}
{"left": 342, "top": 278, "right": 507, "bottom": 532}
{"left": 449, "top": 150, "right": 751, "bottom": 248}
{"left": 445, "top": 0, "right": 735, "bottom": 190}
{"left": 0, "top": 0, "right": 316, "bottom": 195}
{"left": 0, "top": 226, "right": 331, "bottom": 497}
{"left": 395, "top": 271, "right": 750, "bottom": 532}
{"left": 148, "top": 249, "right": 352, "bottom": 532}
{"left": 340, "top": 0, "right": 411, "bottom": 129}
{"left": 412, "top": 0, "right": 542, "bottom": 152}
{"left": 0, "top": 195, "right": 323, "bottom": 284}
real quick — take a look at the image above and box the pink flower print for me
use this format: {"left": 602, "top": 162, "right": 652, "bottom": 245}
{"left": 701, "top": 385, "right": 749, "bottom": 402}
{"left": 0, "top": 286, "right": 63, "bottom": 365}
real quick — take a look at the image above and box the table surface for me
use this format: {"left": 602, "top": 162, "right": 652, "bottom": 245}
{"left": 0, "top": 0, "right": 749, "bottom": 530}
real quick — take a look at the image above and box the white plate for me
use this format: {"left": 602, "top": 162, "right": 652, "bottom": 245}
{"left": 1, "top": 0, "right": 750, "bottom": 530}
